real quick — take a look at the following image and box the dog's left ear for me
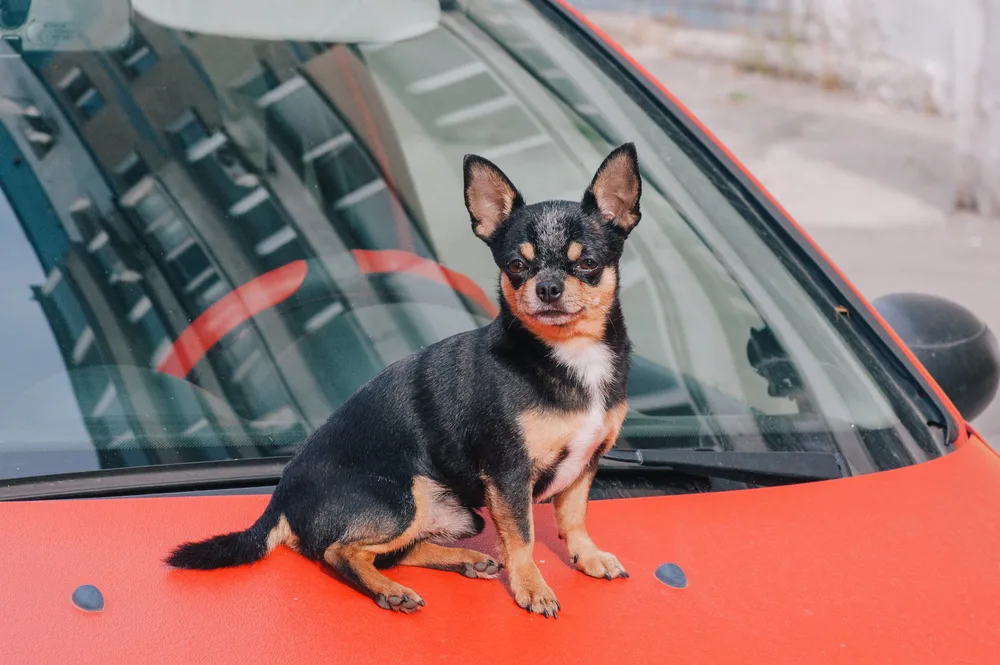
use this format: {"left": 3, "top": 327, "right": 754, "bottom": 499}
{"left": 464, "top": 154, "right": 524, "bottom": 244}
{"left": 582, "top": 143, "right": 641, "bottom": 234}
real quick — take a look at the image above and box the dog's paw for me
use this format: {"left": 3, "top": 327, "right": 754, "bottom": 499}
{"left": 573, "top": 549, "right": 629, "bottom": 580}
{"left": 374, "top": 586, "right": 425, "bottom": 614}
{"left": 460, "top": 556, "right": 503, "bottom": 580}
{"left": 512, "top": 579, "right": 561, "bottom": 618}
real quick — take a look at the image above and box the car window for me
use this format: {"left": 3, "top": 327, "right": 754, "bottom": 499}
{"left": 0, "top": 0, "right": 937, "bottom": 482}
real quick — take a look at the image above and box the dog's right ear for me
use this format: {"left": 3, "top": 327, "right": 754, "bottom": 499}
{"left": 463, "top": 155, "right": 524, "bottom": 244}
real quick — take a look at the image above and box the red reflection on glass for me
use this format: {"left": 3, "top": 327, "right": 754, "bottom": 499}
{"left": 156, "top": 260, "right": 309, "bottom": 378}
{"left": 157, "top": 252, "right": 496, "bottom": 379}
{"left": 351, "top": 249, "right": 498, "bottom": 318}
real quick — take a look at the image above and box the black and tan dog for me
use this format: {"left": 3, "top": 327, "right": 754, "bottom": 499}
{"left": 167, "top": 143, "right": 642, "bottom": 618}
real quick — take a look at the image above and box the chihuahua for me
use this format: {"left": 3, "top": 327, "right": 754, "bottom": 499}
{"left": 167, "top": 143, "right": 642, "bottom": 618}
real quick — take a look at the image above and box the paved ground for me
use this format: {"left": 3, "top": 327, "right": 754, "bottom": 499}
{"left": 606, "top": 49, "right": 1000, "bottom": 442}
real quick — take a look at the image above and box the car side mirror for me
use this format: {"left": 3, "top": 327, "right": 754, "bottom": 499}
{"left": 872, "top": 293, "right": 1000, "bottom": 422}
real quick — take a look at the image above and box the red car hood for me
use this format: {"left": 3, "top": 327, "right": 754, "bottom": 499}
{"left": 4, "top": 437, "right": 1000, "bottom": 664}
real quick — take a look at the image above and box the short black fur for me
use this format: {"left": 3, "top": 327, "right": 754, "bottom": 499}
{"left": 167, "top": 143, "right": 643, "bottom": 617}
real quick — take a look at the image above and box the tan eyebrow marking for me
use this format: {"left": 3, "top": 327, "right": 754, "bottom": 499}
{"left": 567, "top": 241, "right": 583, "bottom": 261}
{"left": 520, "top": 242, "right": 535, "bottom": 261}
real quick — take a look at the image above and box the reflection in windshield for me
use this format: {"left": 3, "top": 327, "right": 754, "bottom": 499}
{"left": 0, "top": 30, "right": 502, "bottom": 478}
{"left": 0, "top": 1, "right": 934, "bottom": 482}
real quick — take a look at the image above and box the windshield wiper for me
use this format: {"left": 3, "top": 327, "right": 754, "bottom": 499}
{"left": 0, "top": 448, "right": 845, "bottom": 502}
{"left": 600, "top": 448, "right": 845, "bottom": 485}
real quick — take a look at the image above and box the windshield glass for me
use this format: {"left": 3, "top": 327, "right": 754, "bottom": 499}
{"left": 0, "top": 0, "right": 939, "bottom": 483}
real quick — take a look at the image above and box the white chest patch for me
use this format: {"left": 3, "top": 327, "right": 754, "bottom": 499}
{"left": 536, "top": 342, "right": 616, "bottom": 502}
{"left": 536, "top": 406, "right": 608, "bottom": 502}
{"left": 550, "top": 342, "right": 615, "bottom": 400}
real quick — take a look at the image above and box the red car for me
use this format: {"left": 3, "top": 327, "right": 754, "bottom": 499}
{"left": 1, "top": 0, "right": 999, "bottom": 662}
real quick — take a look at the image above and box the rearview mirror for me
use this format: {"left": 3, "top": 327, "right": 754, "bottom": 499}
{"left": 872, "top": 293, "right": 1000, "bottom": 422}
{"left": 1, "top": 0, "right": 131, "bottom": 51}
{"left": 132, "top": 0, "right": 440, "bottom": 43}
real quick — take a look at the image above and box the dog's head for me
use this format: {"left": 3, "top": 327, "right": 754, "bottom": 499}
{"left": 463, "top": 143, "right": 641, "bottom": 344}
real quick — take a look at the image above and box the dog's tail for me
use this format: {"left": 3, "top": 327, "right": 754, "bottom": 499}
{"left": 165, "top": 503, "right": 285, "bottom": 570}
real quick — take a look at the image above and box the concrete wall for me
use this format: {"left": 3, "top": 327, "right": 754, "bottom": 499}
{"left": 573, "top": 0, "right": 1000, "bottom": 218}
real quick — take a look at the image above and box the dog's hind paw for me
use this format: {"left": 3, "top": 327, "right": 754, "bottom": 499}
{"left": 460, "top": 555, "right": 503, "bottom": 579}
{"left": 375, "top": 587, "right": 425, "bottom": 613}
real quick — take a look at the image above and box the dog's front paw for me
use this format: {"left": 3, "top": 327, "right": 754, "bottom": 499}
{"left": 573, "top": 549, "right": 629, "bottom": 580}
{"left": 511, "top": 577, "right": 560, "bottom": 618}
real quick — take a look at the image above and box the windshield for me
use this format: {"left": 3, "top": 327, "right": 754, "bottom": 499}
{"left": 0, "top": 0, "right": 940, "bottom": 484}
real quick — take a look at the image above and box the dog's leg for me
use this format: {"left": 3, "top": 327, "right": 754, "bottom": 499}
{"left": 321, "top": 475, "right": 446, "bottom": 612}
{"left": 553, "top": 464, "right": 628, "bottom": 580}
{"left": 554, "top": 401, "right": 629, "bottom": 580}
{"left": 396, "top": 542, "right": 503, "bottom": 579}
{"left": 483, "top": 476, "right": 560, "bottom": 617}
{"left": 325, "top": 544, "right": 425, "bottom": 612}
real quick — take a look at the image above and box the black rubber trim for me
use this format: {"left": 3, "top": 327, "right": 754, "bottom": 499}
{"left": 532, "top": 0, "right": 958, "bottom": 448}
{"left": 0, "top": 458, "right": 289, "bottom": 501}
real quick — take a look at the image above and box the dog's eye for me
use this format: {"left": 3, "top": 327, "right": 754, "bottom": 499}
{"left": 578, "top": 258, "right": 600, "bottom": 271}
{"left": 506, "top": 259, "right": 526, "bottom": 275}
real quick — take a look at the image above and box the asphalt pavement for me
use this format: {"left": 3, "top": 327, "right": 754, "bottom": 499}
{"left": 605, "top": 49, "right": 1000, "bottom": 443}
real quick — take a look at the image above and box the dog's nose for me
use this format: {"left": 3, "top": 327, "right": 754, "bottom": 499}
{"left": 536, "top": 280, "right": 563, "bottom": 303}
